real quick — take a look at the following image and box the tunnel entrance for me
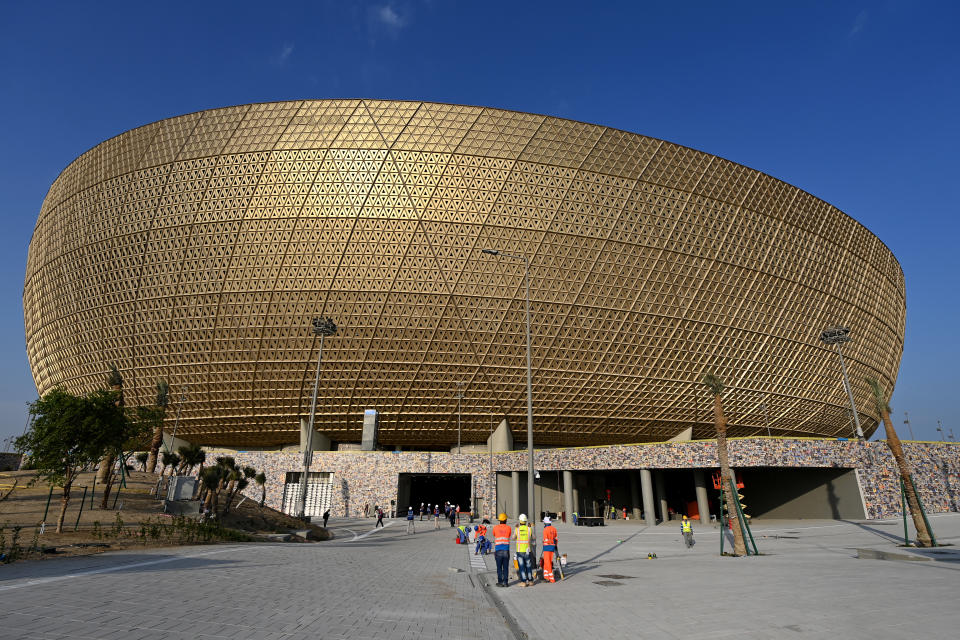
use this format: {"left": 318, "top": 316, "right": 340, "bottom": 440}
{"left": 397, "top": 473, "right": 471, "bottom": 517}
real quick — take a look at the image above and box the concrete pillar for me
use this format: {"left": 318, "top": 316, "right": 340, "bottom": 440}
{"left": 640, "top": 469, "right": 656, "bottom": 527}
{"left": 694, "top": 470, "right": 711, "bottom": 523}
{"left": 630, "top": 472, "right": 641, "bottom": 520}
{"left": 563, "top": 471, "right": 574, "bottom": 521}
{"left": 655, "top": 471, "right": 668, "bottom": 522}
{"left": 511, "top": 471, "right": 520, "bottom": 519}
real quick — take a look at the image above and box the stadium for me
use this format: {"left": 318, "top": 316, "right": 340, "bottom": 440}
{"left": 25, "top": 101, "right": 929, "bottom": 521}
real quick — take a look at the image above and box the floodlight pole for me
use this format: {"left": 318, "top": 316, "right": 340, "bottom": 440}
{"left": 762, "top": 401, "right": 771, "bottom": 437}
{"left": 820, "top": 327, "right": 864, "bottom": 440}
{"left": 936, "top": 420, "right": 945, "bottom": 442}
{"left": 904, "top": 412, "right": 915, "bottom": 441}
{"left": 482, "top": 248, "right": 536, "bottom": 553}
{"left": 298, "top": 316, "right": 337, "bottom": 520}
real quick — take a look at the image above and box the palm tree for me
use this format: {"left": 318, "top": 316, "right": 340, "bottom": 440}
{"left": 223, "top": 476, "right": 249, "bottom": 515}
{"left": 200, "top": 466, "right": 225, "bottom": 515}
{"left": 255, "top": 472, "right": 267, "bottom": 507}
{"left": 161, "top": 451, "right": 180, "bottom": 477}
{"left": 98, "top": 364, "right": 125, "bottom": 508}
{"left": 702, "top": 374, "right": 747, "bottom": 556}
{"left": 177, "top": 443, "right": 206, "bottom": 476}
{"left": 243, "top": 466, "right": 257, "bottom": 481}
{"left": 867, "top": 378, "right": 934, "bottom": 546}
{"left": 135, "top": 452, "right": 149, "bottom": 471}
{"left": 145, "top": 380, "right": 170, "bottom": 474}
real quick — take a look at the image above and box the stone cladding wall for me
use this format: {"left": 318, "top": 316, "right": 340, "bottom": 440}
{"left": 202, "top": 439, "right": 960, "bottom": 521}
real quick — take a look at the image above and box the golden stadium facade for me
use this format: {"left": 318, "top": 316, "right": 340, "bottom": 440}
{"left": 24, "top": 100, "right": 904, "bottom": 448}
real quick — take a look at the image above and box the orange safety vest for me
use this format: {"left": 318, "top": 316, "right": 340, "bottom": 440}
{"left": 478, "top": 525, "right": 487, "bottom": 536}
{"left": 492, "top": 523, "right": 512, "bottom": 547}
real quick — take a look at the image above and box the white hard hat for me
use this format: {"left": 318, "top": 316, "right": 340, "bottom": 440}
{"left": 518, "top": 513, "right": 528, "bottom": 522}
{"left": 543, "top": 516, "right": 551, "bottom": 524}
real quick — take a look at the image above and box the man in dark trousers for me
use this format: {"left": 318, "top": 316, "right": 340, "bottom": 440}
{"left": 322, "top": 509, "right": 330, "bottom": 528}
{"left": 492, "top": 513, "right": 512, "bottom": 587}
{"left": 375, "top": 506, "right": 385, "bottom": 528}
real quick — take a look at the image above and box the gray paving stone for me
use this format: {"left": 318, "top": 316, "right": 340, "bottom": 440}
{"left": 2, "top": 515, "right": 959, "bottom": 639}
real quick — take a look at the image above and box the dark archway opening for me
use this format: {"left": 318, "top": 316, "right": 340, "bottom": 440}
{"left": 397, "top": 473, "right": 471, "bottom": 517}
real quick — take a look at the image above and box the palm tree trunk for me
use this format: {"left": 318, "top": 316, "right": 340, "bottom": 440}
{"left": 55, "top": 481, "right": 72, "bottom": 533}
{"left": 146, "top": 426, "right": 163, "bottom": 474}
{"left": 99, "top": 456, "right": 117, "bottom": 509}
{"left": 96, "top": 454, "right": 115, "bottom": 483}
{"left": 881, "top": 410, "right": 933, "bottom": 546}
{"left": 260, "top": 487, "right": 266, "bottom": 508}
{"left": 714, "top": 394, "right": 747, "bottom": 556}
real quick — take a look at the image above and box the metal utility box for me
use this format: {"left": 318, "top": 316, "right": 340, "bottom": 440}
{"left": 166, "top": 476, "right": 197, "bottom": 501}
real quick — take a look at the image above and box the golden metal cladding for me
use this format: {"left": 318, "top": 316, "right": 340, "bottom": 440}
{"left": 23, "top": 100, "right": 905, "bottom": 447}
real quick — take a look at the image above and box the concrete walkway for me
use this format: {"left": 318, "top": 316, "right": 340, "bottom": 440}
{"left": 1, "top": 514, "right": 959, "bottom": 639}
{"left": 484, "top": 514, "right": 960, "bottom": 639}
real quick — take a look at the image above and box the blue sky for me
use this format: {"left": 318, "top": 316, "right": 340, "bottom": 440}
{"left": 1, "top": 1, "right": 957, "bottom": 446}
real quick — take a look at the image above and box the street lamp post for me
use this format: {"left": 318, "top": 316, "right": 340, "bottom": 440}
{"left": 482, "top": 248, "right": 536, "bottom": 552}
{"left": 762, "top": 401, "right": 771, "bottom": 437}
{"left": 298, "top": 316, "right": 338, "bottom": 520}
{"left": 820, "top": 326, "right": 864, "bottom": 440}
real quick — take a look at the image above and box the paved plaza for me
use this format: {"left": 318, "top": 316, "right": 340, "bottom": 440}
{"left": 1, "top": 514, "right": 959, "bottom": 639}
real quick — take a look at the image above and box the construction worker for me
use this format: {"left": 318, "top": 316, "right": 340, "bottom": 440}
{"left": 492, "top": 513, "right": 512, "bottom": 587}
{"left": 474, "top": 523, "right": 490, "bottom": 555}
{"left": 541, "top": 516, "right": 559, "bottom": 583}
{"left": 681, "top": 515, "right": 694, "bottom": 548}
{"left": 434, "top": 504, "right": 441, "bottom": 529}
{"left": 512, "top": 513, "right": 534, "bottom": 587}
{"left": 406, "top": 506, "right": 415, "bottom": 534}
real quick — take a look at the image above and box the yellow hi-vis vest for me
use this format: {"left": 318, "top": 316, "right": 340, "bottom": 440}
{"left": 516, "top": 524, "right": 531, "bottom": 553}
{"left": 682, "top": 520, "right": 692, "bottom": 533}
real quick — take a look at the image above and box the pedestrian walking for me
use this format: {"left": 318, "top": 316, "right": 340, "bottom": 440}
{"left": 434, "top": 504, "right": 441, "bottom": 529}
{"left": 512, "top": 513, "right": 535, "bottom": 587}
{"left": 456, "top": 504, "right": 461, "bottom": 524}
{"left": 449, "top": 507, "right": 457, "bottom": 527}
{"left": 492, "top": 513, "right": 512, "bottom": 587}
{"left": 407, "top": 506, "right": 416, "bottom": 534}
{"left": 681, "top": 515, "right": 695, "bottom": 548}
{"left": 541, "top": 516, "right": 559, "bottom": 583}
{"left": 420, "top": 502, "right": 425, "bottom": 520}
{"left": 322, "top": 508, "right": 330, "bottom": 528}
{"left": 376, "top": 506, "right": 385, "bottom": 528}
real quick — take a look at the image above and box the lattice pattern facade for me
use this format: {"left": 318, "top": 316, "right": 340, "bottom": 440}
{"left": 24, "top": 100, "right": 905, "bottom": 447}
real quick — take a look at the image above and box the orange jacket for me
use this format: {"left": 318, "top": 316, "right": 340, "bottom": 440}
{"left": 543, "top": 525, "right": 557, "bottom": 551}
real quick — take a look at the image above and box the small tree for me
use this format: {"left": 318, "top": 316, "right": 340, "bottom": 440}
{"left": 702, "top": 374, "right": 747, "bottom": 556}
{"left": 144, "top": 380, "right": 170, "bottom": 473}
{"left": 161, "top": 451, "right": 180, "bottom": 477}
{"left": 97, "top": 364, "right": 125, "bottom": 484}
{"left": 200, "top": 466, "right": 226, "bottom": 514}
{"left": 867, "top": 378, "right": 934, "bottom": 546}
{"left": 135, "top": 452, "right": 149, "bottom": 471}
{"left": 177, "top": 443, "right": 206, "bottom": 475}
{"left": 16, "top": 388, "right": 129, "bottom": 533}
{"left": 255, "top": 472, "right": 267, "bottom": 507}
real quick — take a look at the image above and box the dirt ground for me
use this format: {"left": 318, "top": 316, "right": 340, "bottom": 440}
{"left": 0, "top": 468, "right": 330, "bottom": 563}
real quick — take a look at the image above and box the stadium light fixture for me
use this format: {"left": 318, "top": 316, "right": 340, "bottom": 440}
{"left": 298, "top": 316, "right": 338, "bottom": 520}
{"left": 482, "top": 247, "right": 536, "bottom": 550}
{"left": 820, "top": 326, "right": 864, "bottom": 440}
